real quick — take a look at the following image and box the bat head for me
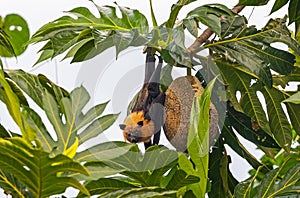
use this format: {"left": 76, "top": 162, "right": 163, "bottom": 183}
{"left": 119, "top": 111, "right": 155, "bottom": 143}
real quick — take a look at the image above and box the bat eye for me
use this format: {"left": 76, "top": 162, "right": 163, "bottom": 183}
{"left": 137, "top": 121, "right": 143, "bottom": 126}
{"left": 119, "top": 124, "right": 126, "bottom": 130}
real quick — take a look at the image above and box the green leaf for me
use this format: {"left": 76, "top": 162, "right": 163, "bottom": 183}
{"left": 75, "top": 141, "right": 135, "bottom": 162}
{"left": 216, "top": 60, "right": 292, "bottom": 151}
{"left": 80, "top": 178, "right": 177, "bottom": 198}
{"left": 285, "top": 101, "right": 300, "bottom": 136}
{"left": 166, "top": 169, "right": 200, "bottom": 190}
{"left": 208, "top": 140, "right": 238, "bottom": 198}
{"left": 0, "top": 123, "right": 10, "bottom": 138}
{"left": 33, "top": 49, "right": 54, "bottom": 66}
{"left": 0, "top": 170, "right": 31, "bottom": 197}
{"left": 215, "top": 61, "right": 272, "bottom": 135}
{"left": 62, "top": 38, "right": 92, "bottom": 61}
{"left": 288, "top": 0, "right": 300, "bottom": 24}
{"left": 0, "top": 138, "right": 89, "bottom": 197}
{"left": 238, "top": 0, "right": 270, "bottom": 6}
{"left": 117, "top": 5, "right": 149, "bottom": 34}
{"left": 0, "top": 70, "right": 25, "bottom": 135}
{"left": 273, "top": 67, "right": 300, "bottom": 88}
{"left": 106, "top": 188, "right": 177, "bottom": 198}
{"left": 166, "top": 0, "right": 197, "bottom": 29}
{"left": 7, "top": 71, "right": 116, "bottom": 154}
{"left": 0, "top": 29, "right": 15, "bottom": 56}
{"left": 283, "top": 91, "right": 300, "bottom": 104}
{"left": 210, "top": 18, "right": 299, "bottom": 87}
{"left": 51, "top": 28, "right": 92, "bottom": 58}
{"left": 234, "top": 166, "right": 263, "bottom": 198}
{"left": 5, "top": 78, "right": 29, "bottom": 107}
{"left": 0, "top": 14, "right": 29, "bottom": 57}
{"left": 42, "top": 90, "right": 67, "bottom": 153}
{"left": 42, "top": 86, "right": 115, "bottom": 154}
{"left": 113, "top": 31, "right": 134, "bottom": 58}
{"left": 177, "top": 154, "right": 202, "bottom": 196}
{"left": 104, "top": 145, "right": 178, "bottom": 187}
{"left": 228, "top": 107, "right": 279, "bottom": 148}
{"left": 221, "top": 124, "right": 264, "bottom": 170}
{"left": 187, "top": 4, "right": 234, "bottom": 36}
{"left": 71, "top": 37, "right": 114, "bottom": 63}
{"left": 255, "top": 157, "right": 299, "bottom": 197}
{"left": 79, "top": 178, "right": 136, "bottom": 198}
{"left": 220, "top": 15, "right": 248, "bottom": 40}
{"left": 262, "top": 86, "right": 292, "bottom": 151}
{"left": 160, "top": 64, "right": 173, "bottom": 92}
{"left": 8, "top": 70, "right": 68, "bottom": 109}
{"left": 31, "top": 4, "right": 149, "bottom": 62}
{"left": 187, "top": 76, "right": 218, "bottom": 197}
{"left": 273, "top": 163, "right": 300, "bottom": 196}
{"left": 166, "top": 25, "right": 192, "bottom": 67}
{"left": 70, "top": 162, "right": 121, "bottom": 181}
{"left": 78, "top": 101, "right": 109, "bottom": 130}
{"left": 183, "top": 18, "right": 198, "bottom": 38}
{"left": 78, "top": 114, "right": 119, "bottom": 143}
{"left": 270, "top": 0, "right": 289, "bottom": 14}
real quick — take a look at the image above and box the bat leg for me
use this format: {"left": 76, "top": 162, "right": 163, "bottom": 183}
{"left": 147, "top": 56, "right": 163, "bottom": 99}
{"left": 153, "top": 129, "right": 161, "bottom": 145}
{"left": 144, "top": 47, "right": 156, "bottom": 83}
{"left": 144, "top": 141, "right": 152, "bottom": 150}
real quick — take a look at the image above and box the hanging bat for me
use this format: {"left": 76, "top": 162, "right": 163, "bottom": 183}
{"left": 119, "top": 48, "right": 219, "bottom": 152}
{"left": 119, "top": 47, "right": 165, "bottom": 149}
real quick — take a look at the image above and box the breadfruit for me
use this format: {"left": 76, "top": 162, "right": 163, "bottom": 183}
{"left": 163, "top": 76, "right": 219, "bottom": 152}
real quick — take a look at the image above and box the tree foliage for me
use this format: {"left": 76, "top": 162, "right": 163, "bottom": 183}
{"left": 0, "top": 0, "right": 300, "bottom": 197}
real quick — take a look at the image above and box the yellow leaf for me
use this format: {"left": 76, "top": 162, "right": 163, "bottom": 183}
{"left": 63, "top": 137, "right": 79, "bottom": 159}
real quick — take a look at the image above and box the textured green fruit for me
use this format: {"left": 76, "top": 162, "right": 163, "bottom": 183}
{"left": 163, "top": 76, "right": 218, "bottom": 152}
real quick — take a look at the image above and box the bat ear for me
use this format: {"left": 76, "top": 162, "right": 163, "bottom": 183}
{"left": 119, "top": 124, "right": 126, "bottom": 130}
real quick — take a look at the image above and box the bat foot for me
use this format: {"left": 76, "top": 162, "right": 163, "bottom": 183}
{"left": 144, "top": 141, "right": 152, "bottom": 150}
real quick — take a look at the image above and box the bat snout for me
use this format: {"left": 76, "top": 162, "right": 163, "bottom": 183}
{"left": 126, "top": 130, "right": 141, "bottom": 143}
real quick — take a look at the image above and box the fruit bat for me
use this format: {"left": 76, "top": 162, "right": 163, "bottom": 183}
{"left": 119, "top": 48, "right": 219, "bottom": 152}
{"left": 119, "top": 47, "right": 165, "bottom": 149}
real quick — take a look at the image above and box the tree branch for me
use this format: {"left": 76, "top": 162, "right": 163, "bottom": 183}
{"left": 187, "top": 5, "right": 245, "bottom": 53}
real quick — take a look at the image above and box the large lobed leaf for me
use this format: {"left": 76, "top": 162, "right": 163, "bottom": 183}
{"left": 0, "top": 138, "right": 89, "bottom": 197}
{"left": 208, "top": 16, "right": 299, "bottom": 88}
{"left": 31, "top": 4, "right": 150, "bottom": 64}
{"left": 8, "top": 70, "right": 68, "bottom": 110}
{"left": 216, "top": 60, "right": 293, "bottom": 151}
{"left": 234, "top": 156, "right": 300, "bottom": 197}
{"left": 227, "top": 107, "right": 279, "bottom": 148}
{"left": 0, "top": 170, "right": 34, "bottom": 198}
{"left": 7, "top": 70, "right": 118, "bottom": 155}
{"left": 78, "top": 145, "right": 200, "bottom": 197}
{"left": 221, "top": 123, "right": 264, "bottom": 170}
{"left": 103, "top": 145, "right": 178, "bottom": 186}
{"left": 78, "top": 178, "right": 177, "bottom": 198}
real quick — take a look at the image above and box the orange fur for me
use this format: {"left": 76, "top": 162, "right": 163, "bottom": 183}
{"left": 122, "top": 111, "right": 155, "bottom": 143}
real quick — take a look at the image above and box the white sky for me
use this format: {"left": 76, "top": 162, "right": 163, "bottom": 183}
{"left": 0, "top": 0, "right": 291, "bottom": 197}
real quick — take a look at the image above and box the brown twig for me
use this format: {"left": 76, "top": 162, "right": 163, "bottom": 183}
{"left": 187, "top": 5, "right": 245, "bottom": 54}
